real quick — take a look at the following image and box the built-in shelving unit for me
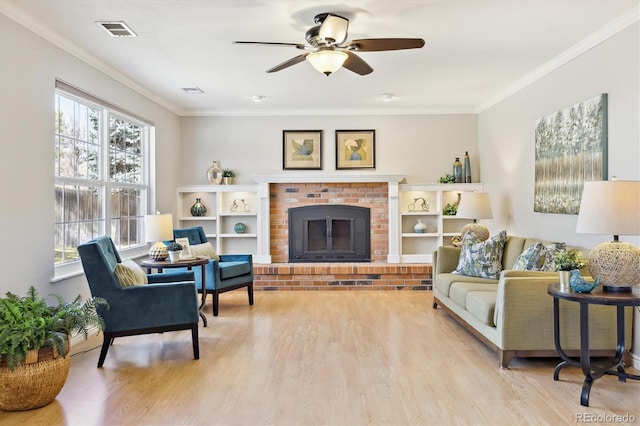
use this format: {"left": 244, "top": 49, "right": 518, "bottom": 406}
{"left": 176, "top": 185, "right": 264, "bottom": 260}
{"left": 395, "top": 183, "right": 483, "bottom": 263}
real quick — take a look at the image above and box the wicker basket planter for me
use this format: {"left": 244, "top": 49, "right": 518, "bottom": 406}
{"left": 0, "top": 346, "right": 71, "bottom": 411}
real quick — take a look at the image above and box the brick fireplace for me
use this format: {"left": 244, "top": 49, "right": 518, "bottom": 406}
{"left": 252, "top": 175, "right": 432, "bottom": 291}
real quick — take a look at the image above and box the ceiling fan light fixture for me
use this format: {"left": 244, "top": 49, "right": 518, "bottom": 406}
{"left": 306, "top": 50, "right": 348, "bottom": 76}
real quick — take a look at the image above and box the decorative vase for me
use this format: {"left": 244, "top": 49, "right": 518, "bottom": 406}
{"left": 464, "top": 151, "right": 471, "bottom": 183}
{"left": 453, "top": 157, "right": 463, "bottom": 183}
{"left": 206, "top": 161, "right": 223, "bottom": 185}
{"left": 558, "top": 270, "right": 570, "bottom": 289}
{"left": 234, "top": 223, "right": 246, "bottom": 234}
{"left": 168, "top": 251, "right": 181, "bottom": 263}
{"left": 414, "top": 220, "right": 428, "bottom": 233}
{"left": 190, "top": 198, "right": 207, "bottom": 217}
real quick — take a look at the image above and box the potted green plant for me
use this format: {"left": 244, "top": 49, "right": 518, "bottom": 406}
{"left": 222, "top": 168, "right": 235, "bottom": 185}
{"left": 554, "top": 249, "right": 587, "bottom": 287}
{"left": 0, "top": 286, "right": 107, "bottom": 410}
{"left": 166, "top": 241, "right": 183, "bottom": 263}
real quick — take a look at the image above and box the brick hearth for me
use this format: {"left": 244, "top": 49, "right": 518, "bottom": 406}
{"left": 254, "top": 263, "right": 432, "bottom": 291}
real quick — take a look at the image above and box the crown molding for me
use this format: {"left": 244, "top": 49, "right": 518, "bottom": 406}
{"left": 475, "top": 5, "right": 640, "bottom": 113}
{"left": 183, "top": 107, "right": 476, "bottom": 117}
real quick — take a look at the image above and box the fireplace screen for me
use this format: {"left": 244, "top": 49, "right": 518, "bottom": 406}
{"left": 288, "top": 205, "right": 370, "bottom": 262}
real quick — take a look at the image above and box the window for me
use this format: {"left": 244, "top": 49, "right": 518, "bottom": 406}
{"left": 54, "top": 82, "right": 152, "bottom": 268}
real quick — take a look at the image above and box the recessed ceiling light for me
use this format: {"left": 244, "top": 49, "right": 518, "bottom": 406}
{"left": 251, "top": 95, "right": 265, "bottom": 102}
{"left": 380, "top": 93, "right": 394, "bottom": 102}
{"left": 96, "top": 21, "right": 137, "bottom": 37}
{"left": 182, "top": 87, "right": 204, "bottom": 94}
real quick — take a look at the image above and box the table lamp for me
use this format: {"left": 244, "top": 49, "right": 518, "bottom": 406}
{"left": 576, "top": 180, "right": 640, "bottom": 292}
{"left": 456, "top": 191, "right": 493, "bottom": 241}
{"left": 145, "top": 213, "right": 173, "bottom": 261}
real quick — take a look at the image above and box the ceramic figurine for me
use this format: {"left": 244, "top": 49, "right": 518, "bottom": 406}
{"left": 569, "top": 269, "right": 600, "bottom": 293}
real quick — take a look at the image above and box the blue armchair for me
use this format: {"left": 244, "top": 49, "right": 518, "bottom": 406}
{"left": 173, "top": 226, "right": 254, "bottom": 316}
{"left": 78, "top": 236, "right": 200, "bottom": 367}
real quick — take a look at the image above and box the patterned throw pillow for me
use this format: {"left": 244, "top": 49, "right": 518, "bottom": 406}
{"left": 114, "top": 259, "right": 148, "bottom": 287}
{"left": 512, "top": 242, "right": 546, "bottom": 270}
{"left": 189, "top": 242, "right": 220, "bottom": 261}
{"left": 540, "top": 243, "right": 567, "bottom": 271}
{"left": 453, "top": 230, "right": 507, "bottom": 279}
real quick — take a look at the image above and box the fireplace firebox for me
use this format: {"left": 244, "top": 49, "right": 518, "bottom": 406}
{"left": 288, "top": 205, "right": 370, "bottom": 262}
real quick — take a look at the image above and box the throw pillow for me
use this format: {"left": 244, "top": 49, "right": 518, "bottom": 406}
{"left": 540, "top": 243, "right": 567, "bottom": 271}
{"left": 512, "top": 242, "right": 546, "bottom": 271}
{"left": 189, "top": 242, "right": 220, "bottom": 261}
{"left": 453, "top": 230, "right": 507, "bottom": 279}
{"left": 114, "top": 259, "right": 148, "bottom": 287}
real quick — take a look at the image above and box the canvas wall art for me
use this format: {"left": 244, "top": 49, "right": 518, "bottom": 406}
{"left": 533, "top": 94, "right": 607, "bottom": 214}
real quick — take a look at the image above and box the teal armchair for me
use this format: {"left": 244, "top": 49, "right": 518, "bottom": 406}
{"left": 78, "top": 236, "right": 200, "bottom": 367}
{"left": 172, "top": 226, "right": 254, "bottom": 316}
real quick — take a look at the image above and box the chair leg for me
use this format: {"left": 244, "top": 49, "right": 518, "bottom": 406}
{"left": 97, "top": 334, "right": 112, "bottom": 368}
{"left": 213, "top": 291, "right": 219, "bottom": 316}
{"left": 191, "top": 324, "right": 200, "bottom": 360}
{"left": 248, "top": 283, "right": 254, "bottom": 306}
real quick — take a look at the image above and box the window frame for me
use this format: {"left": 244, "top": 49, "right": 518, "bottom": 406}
{"left": 54, "top": 82, "right": 154, "bottom": 280}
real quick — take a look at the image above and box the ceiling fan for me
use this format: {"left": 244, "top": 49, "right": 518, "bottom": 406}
{"left": 234, "top": 13, "right": 425, "bottom": 76}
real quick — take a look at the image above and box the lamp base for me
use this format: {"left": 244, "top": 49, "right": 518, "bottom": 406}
{"left": 602, "top": 285, "right": 632, "bottom": 293}
{"left": 149, "top": 241, "right": 168, "bottom": 261}
{"left": 587, "top": 241, "right": 639, "bottom": 291}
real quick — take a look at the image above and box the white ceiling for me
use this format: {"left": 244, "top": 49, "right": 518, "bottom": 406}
{"left": 2, "top": 0, "right": 638, "bottom": 116}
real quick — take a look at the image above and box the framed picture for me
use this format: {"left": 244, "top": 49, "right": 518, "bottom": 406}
{"left": 174, "top": 237, "right": 192, "bottom": 258}
{"left": 335, "top": 130, "right": 376, "bottom": 169}
{"left": 282, "top": 130, "right": 322, "bottom": 170}
{"left": 533, "top": 94, "right": 608, "bottom": 214}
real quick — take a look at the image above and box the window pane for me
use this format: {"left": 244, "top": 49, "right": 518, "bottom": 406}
{"left": 55, "top": 90, "right": 150, "bottom": 267}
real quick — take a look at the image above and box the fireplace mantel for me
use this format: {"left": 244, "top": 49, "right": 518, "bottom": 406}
{"left": 252, "top": 174, "right": 405, "bottom": 184}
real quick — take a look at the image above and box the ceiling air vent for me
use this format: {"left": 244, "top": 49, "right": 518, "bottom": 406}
{"left": 181, "top": 87, "right": 204, "bottom": 94}
{"left": 96, "top": 21, "right": 137, "bottom": 37}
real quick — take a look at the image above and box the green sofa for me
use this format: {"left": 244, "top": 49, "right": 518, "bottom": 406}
{"left": 432, "top": 235, "right": 632, "bottom": 369}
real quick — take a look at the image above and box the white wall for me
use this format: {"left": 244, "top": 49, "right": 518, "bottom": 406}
{"left": 478, "top": 23, "right": 639, "bottom": 358}
{"left": 0, "top": 14, "right": 182, "bottom": 301}
{"left": 179, "top": 115, "right": 478, "bottom": 186}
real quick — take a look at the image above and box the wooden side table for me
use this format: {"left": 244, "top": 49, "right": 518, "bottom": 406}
{"left": 141, "top": 257, "right": 210, "bottom": 327}
{"left": 547, "top": 283, "right": 640, "bottom": 406}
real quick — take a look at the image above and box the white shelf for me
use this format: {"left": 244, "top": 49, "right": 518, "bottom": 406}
{"left": 176, "top": 185, "right": 262, "bottom": 259}
{"left": 396, "top": 183, "right": 483, "bottom": 263}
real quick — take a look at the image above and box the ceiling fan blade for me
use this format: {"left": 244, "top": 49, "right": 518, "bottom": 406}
{"left": 342, "top": 51, "right": 373, "bottom": 76}
{"left": 266, "top": 54, "right": 309, "bottom": 73}
{"left": 348, "top": 38, "right": 425, "bottom": 52}
{"left": 234, "top": 41, "right": 307, "bottom": 50}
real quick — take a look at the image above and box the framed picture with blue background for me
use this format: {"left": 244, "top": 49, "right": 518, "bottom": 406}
{"left": 283, "top": 130, "right": 322, "bottom": 170}
{"left": 335, "top": 129, "right": 376, "bottom": 170}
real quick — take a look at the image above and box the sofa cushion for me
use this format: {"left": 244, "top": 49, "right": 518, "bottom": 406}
{"left": 501, "top": 236, "right": 527, "bottom": 270}
{"left": 435, "top": 273, "right": 497, "bottom": 298}
{"left": 449, "top": 282, "right": 497, "bottom": 309}
{"left": 466, "top": 291, "right": 497, "bottom": 327}
{"left": 512, "top": 242, "right": 546, "bottom": 271}
{"left": 219, "top": 261, "right": 252, "bottom": 280}
{"left": 114, "top": 259, "right": 148, "bottom": 287}
{"left": 540, "top": 243, "right": 566, "bottom": 271}
{"left": 453, "top": 230, "right": 507, "bottom": 279}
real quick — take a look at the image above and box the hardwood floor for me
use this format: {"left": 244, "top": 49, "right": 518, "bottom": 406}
{"left": 1, "top": 291, "right": 638, "bottom": 425}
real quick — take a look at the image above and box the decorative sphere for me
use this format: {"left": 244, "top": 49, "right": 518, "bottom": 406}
{"left": 460, "top": 223, "right": 490, "bottom": 242}
{"left": 234, "top": 223, "right": 246, "bottom": 234}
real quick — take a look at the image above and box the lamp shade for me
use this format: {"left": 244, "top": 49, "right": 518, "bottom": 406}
{"left": 576, "top": 180, "right": 640, "bottom": 236}
{"left": 456, "top": 192, "right": 493, "bottom": 220}
{"left": 144, "top": 214, "right": 173, "bottom": 243}
{"left": 306, "top": 50, "right": 348, "bottom": 76}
